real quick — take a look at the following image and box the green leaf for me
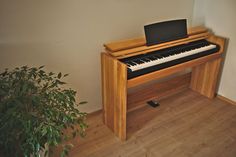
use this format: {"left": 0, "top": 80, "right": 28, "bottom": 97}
{"left": 39, "top": 65, "right": 45, "bottom": 69}
{"left": 49, "top": 72, "right": 54, "bottom": 76}
{"left": 79, "top": 101, "right": 87, "bottom": 105}
{"left": 21, "top": 65, "right": 28, "bottom": 70}
{"left": 63, "top": 74, "right": 69, "bottom": 77}
{"left": 1, "top": 70, "right": 8, "bottom": 76}
{"left": 44, "top": 150, "right": 48, "bottom": 157}
{"left": 57, "top": 72, "right": 62, "bottom": 79}
{"left": 57, "top": 80, "right": 66, "bottom": 85}
{"left": 41, "top": 127, "right": 48, "bottom": 137}
{"left": 36, "top": 143, "right": 40, "bottom": 152}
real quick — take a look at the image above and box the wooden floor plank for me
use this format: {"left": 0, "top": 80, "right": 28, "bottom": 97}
{"left": 52, "top": 90, "right": 236, "bottom": 157}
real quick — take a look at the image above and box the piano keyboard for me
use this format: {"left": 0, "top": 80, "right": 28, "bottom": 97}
{"left": 120, "top": 40, "right": 220, "bottom": 79}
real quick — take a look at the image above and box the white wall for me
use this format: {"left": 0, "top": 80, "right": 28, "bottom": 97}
{"left": 0, "top": 0, "right": 194, "bottom": 112}
{"left": 193, "top": 0, "right": 236, "bottom": 102}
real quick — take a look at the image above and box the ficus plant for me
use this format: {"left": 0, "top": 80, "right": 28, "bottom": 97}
{"left": 0, "top": 66, "right": 87, "bottom": 157}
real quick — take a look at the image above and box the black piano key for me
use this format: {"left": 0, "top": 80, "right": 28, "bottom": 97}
{"left": 127, "top": 61, "right": 136, "bottom": 66}
{"left": 141, "top": 58, "right": 151, "bottom": 62}
{"left": 154, "top": 54, "right": 163, "bottom": 58}
{"left": 133, "top": 59, "right": 144, "bottom": 64}
{"left": 139, "top": 58, "right": 146, "bottom": 62}
{"left": 161, "top": 53, "right": 170, "bottom": 57}
{"left": 147, "top": 57, "right": 156, "bottom": 61}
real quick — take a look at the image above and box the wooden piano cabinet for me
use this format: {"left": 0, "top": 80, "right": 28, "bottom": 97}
{"left": 190, "top": 58, "right": 222, "bottom": 98}
{"left": 101, "top": 53, "right": 127, "bottom": 140}
{"left": 101, "top": 26, "right": 225, "bottom": 141}
{"left": 190, "top": 35, "right": 225, "bottom": 98}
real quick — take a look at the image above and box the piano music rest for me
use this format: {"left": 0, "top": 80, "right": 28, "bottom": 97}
{"left": 101, "top": 26, "right": 225, "bottom": 141}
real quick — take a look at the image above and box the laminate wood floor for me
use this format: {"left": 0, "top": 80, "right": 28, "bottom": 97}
{"left": 53, "top": 89, "right": 236, "bottom": 157}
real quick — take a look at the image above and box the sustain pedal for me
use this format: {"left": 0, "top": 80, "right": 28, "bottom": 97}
{"left": 147, "top": 100, "right": 160, "bottom": 108}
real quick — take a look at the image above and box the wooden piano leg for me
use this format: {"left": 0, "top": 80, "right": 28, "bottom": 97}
{"left": 101, "top": 53, "right": 127, "bottom": 141}
{"left": 190, "top": 58, "right": 222, "bottom": 98}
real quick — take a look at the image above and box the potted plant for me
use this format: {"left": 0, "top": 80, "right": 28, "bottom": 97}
{"left": 0, "top": 66, "right": 87, "bottom": 157}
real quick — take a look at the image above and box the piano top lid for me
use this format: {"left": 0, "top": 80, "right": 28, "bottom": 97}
{"left": 104, "top": 26, "right": 208, "bottom": 52}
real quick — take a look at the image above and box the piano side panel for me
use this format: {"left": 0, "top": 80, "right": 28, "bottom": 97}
{"left": 190, "top": 58, "right": 222, "bottom": 98}
{"left": 190, "top": 35, "right": 225, "bottom": 98}
{"left": 101, "top": 53, "right": 127, "bottom": 140}
{"left": 115, "top": 63, "right": 127, "bottom": 140}
{"left": 101, "top": 53, "right": 114, "bottom": 128}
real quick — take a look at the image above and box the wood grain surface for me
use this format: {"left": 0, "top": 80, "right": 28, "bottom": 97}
{"left": 101, "top": 53, "right": 127, "bottom": 140}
